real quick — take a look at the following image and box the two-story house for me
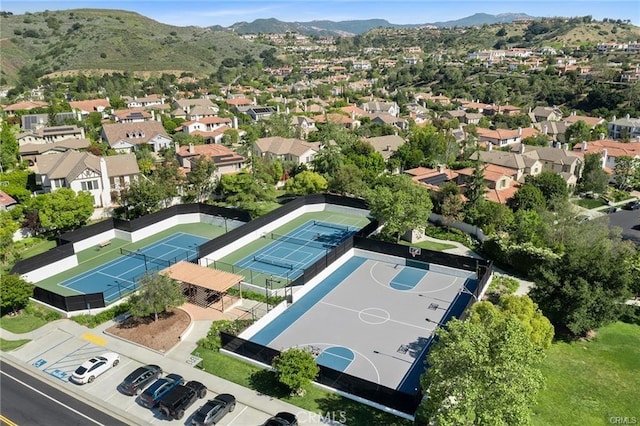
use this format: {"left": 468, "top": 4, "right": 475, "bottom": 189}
{"left": 179, "top": 116, "right": 237, "bottom": 144}
{"left": 101, "top": 121, "right": 173, "bottom": 153}
{"left": 19, "top": 138, "right": 91, "bottom": 166}
{"left": 364, "top": 135, "right": 406, "bottom": 161}
{"left": 175, "top": 143, "right": 247, "bottom": 180}
{"left": 17, "top": 125, "right": 86, "bottom": 146}
{"left": 476, "top": 127, "right": 539, "bottom": 147}
{"left": 360, "top": 101, "right": 400, "bottom": 117}
{"left": 254, "top": 137, "right": 321, "bottom": 166}
{"left": 608, "top": 115, "right": 640, "bottom": 140}
{"left": 34, "top": 152, "right": 139, "bottom": 207}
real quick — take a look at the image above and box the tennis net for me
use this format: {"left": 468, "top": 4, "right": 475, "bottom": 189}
{"left": 120, "top": 248, "right": 172, "bottom": 267}
{"left": 313, "top": 220, "right": 352, "bottom": 232}
{"left": 253, "top": 255, "right": 294, "bottom": 270}
{"left": 270, "top": 233, "right": 331, "bottom": 250}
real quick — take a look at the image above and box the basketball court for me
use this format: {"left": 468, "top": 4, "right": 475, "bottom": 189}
{"left": 246, "top": 254, "right": 478, "bottom": 394}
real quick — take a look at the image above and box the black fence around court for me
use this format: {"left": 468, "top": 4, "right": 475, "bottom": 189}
{"left": 10, "top": 243, "right": 75, "bottom": 275}
{"left": 220, "top": 332, "right": 421, "bottom": 415}
{"left": 33, "top": 287, "right": 106, "bottom": 312}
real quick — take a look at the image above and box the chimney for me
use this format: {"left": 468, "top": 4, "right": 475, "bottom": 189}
{"left": 437, "top": 164, "right": 444, "bottom": 173}
{"left": 276, "top": 105, "right": 280, "bottom": 113}
{"left": 601, "top": 149, "right": 608, "bottom": 167}
{"left": 543, "top": 125, "right": 548, "bottom": 135}
{"left": 189, "top": 143, "right": 195, "bottom": 154}
{"left": 626, "top": 114, "right": 630, "bottom": 120}
{"left": 562, "top": 143, "right": 568, "bottom": 151}
{"left": 351, "top": 111, "right": 355, "bottom": 120}
{"left": 519, "top": 144, "right": 526, "bottom": 154}
{"left": 581, "top": 141, "right": 588, "bottom": 152}
{"left": 233, "top": 116, "right": 238, "bottom": 129}
{"left": 386, "top": 145, "right": 392, "bottom": 151}
{"left": 517, "top": 127, "right": 522, "bottom": 136}
{"left": 612, "top": 115, "right": 617, "bottom": 122}
{"left": 175, "top": 141, "right": 180, "bottom": 152}
{"left": 487, "top": 143, "right": 493, "bottom": 151}
{"left": 600, "top": 133, "right": 605, "bottom": 140}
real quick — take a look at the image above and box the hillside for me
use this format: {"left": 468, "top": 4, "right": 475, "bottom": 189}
{"left": 0, "top": 9, "right": 268, "bottom": 85}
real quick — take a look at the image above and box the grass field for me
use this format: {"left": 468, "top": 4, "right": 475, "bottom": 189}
{"left": 196, "top": 348, "right": 411, "bottom": 426}
{"left": 399, "top": 239, "right": 457, "bottom": 252}
{"left": 574, "top": 198, "right": 608, "bottom": 209}
{"left": 0, "top": 338, "right": 31, "bottom": 351}
{"left": 1, "top": 302, "right": 61, "bottom": 334}
{"left": 533, "top": 322, "right": 640, "bottom": 425}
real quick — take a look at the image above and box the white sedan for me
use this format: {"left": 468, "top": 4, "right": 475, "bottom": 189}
{"left": 70, "top": 352, "right": 120, "bottom": 384}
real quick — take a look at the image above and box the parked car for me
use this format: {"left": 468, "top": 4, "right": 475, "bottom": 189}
{"left": 191, "top": 394, "right": 236, "bottom": 425}
{"left": 158, "top": 380, "right": 207, "bottom": 420}
{"left": 119, "top": 364, "right": 163, "bottom": 396}
{"left": 623, "top": 201, "right": 640, "bottom": 210}
{"left": 262, "top": 412, "right": 298, "bottom": 426}
{"left": 70, "top": 352, "right": 120, "bottom": 384}
{"left": 139, "top": 373, "right": 183, "bottom": 408}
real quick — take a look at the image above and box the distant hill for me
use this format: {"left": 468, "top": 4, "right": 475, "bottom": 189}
{"left": 225, "top": 13, "right": 535, "bottom": 35}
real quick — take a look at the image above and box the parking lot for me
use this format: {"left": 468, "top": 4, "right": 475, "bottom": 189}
{"left": 608, "top": 208, "right": 640, "bottom": 244}
{"left": 15, "top": 328, "right": 289, "bottom": 425}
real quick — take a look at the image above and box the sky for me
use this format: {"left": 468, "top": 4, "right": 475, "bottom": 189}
{"left": 3, "top": 0, "right": 639, "bottom": 27}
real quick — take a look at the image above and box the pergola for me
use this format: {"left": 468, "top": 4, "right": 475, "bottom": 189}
{"left": 163, "top": 261, "right": 243, "bottom": 311}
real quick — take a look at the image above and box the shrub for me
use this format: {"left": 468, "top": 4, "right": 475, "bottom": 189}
{"left": 71, "top": 302, "right": 131, "bottom": 328}
{"left": 197, "top": 319, "right": 255, "bottom": 351}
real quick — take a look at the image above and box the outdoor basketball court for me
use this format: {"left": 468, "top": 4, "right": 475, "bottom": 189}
{"left": 234, "top": 220, "right": 357, "bottom": 279}
{"left": 58, "top": 233, "right": 209, "bottom": 303}
{"left": 247, "top": 255, "right": 477, "bottom": 394}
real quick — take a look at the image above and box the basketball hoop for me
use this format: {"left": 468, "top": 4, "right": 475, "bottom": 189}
{"left": 409, "top": 247, "right": 421, "bottom": 258}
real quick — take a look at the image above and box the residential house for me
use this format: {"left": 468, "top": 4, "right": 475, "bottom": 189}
{"left": 124, "top": 94, "right": 165, "bottom": 109}
{"left": 224, "top": 97, "right": 254, "bottom": 111}
{"left": 476, "top": 127, "right": 535, "bottom": 147}
{"left": 172, "top": 97, "right": 219, "bottom": 117}
{"left": 0, "top": 190, "right": 17, "bottom": 211}
{"left": 17, "top": 125, "right": 85, "bottom": 145}
{"left": 460, "top": 100, "right": 489, "bottom": 113}
{"left": 573, "top": 139, "right": 640, "bottom": 171}
{"left": 290, "top": 116, "right": 317, "bottom": 137}
{"left": 35, "top": 152, "right": 139, "bottom": 207}
{"left": 21, "top": 112, "right": 77, "bottom": 131}
{"left": 457, "top": 164, "right": 520, "bottom": 204}
{"left": 608, "top": 115, "right": 640, "bottom": 140}
{"left": 175, "top": 143, "right": 246, "bottom": 180}
{"left": 112, "top": 108, "right": 153, "bottom": 123}
{"left": 364, "top": 135, "right": 405, "bottom": 161}
{"left": 535, "top": 120, "right": 569, "bottom": 142}
{"left": 340, "top": 104, "right": 367, "bottom": 118}
{"left": 313, "top": 113, "right": 360, "bottom": 129}
{"left": 484, "top": 104, "right": 522, "bottom": 116}
{"left": 470, "top": 149, "right": 543, "bottom": 182}
{"left": 369, "top": 113, "right": 408, "bottom": 130}
{"left": 254, "top": 137, "right": 321, "bottom": 166}
{"left": 360, "top": 101, "right": 400, "bottom": 117}
{"left": 19, "top": 138, "right": 92, "bottom": 166}
{"left": 69, "top": 98, "right": 111, "bottom": 118}
{"left": 405, "top": 166, "right": 459, "bottom": 190}
{"left": 564, "top": 112, "right": 605, "bottom": 128}
{"left": 179, "top": 116, "right": 238, "bottom": 144}
{"left": 519, "top": 145, "right": 583, "bottom": 187}
{"left": 529, "top": 106, "right": 563, "bottom": 123}
{"left": 101, "top": 121, "right": 173, "bottom": 153}
{"left": 2, "top": 100, "right": 48, "bottom": 115}
{"left": 242, "top": 106, "right": 277, "bottom": 121}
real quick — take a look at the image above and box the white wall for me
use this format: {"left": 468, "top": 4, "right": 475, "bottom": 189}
{"left": 239, "top": 300, "right": 289, "bottom": 339}
{"left": 73, "top": 229, "right": 117, "bottom": 252}
{"left": 22, "top": 256, "right": 79, "bottom": 283}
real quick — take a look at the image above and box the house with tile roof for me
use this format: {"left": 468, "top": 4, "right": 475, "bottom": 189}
{"left": 112, "top": 108, "right": 153, "bottom": 123}
{"left": 290, "top": 116, "right": 317, "bottom": 137}
{"left": 470, "top": 149, "right": 543, "bottom": 182}
{"left": 19, "top": 138, "right": 92, "bottom": 166}
{"left": 476, "top": 127, "right": 539, "bottom": 147}
{"left": 101, "top": 121, "right": 173, "bottom": 153}
{"left": 563, "top": 112, "right": 606, "bottom": 128}
{"left": 369, "top": 113, "right": 409, "bottom": 130}
{"left": 124, "top": 94, "right": 165, "bottom": 109}
{"left": 35, "top": 152, "right": 139, "bottom": 207}
{"left": 313, "top": 113, "right": 360, "bottom": 129}
{"left": 405, "top": 166, "right": 459, "bottom": 191}
{"left": 529, "top": 106, "right": 563, "bottom": 123}
{"left": 175, "top": 143, "right": 246, "bottom": 180}
{"left": 360, "top": 101, "right": 400, "bottom": 117}
{"left": 458, "top": 164, "right": 521, "bottom": 204}
{"left": 254, "top": 137, "right": 321, "bottom": 166}
{"left": 172, "top": 97, "right": 219, "bottom": 116}
{"left": 0, "top": 190, "right": 17, "bottom": 211}
{"left": 573, "top": 139, "right": 640, "bottom": 170}
{"left": 17, "top": 125, "right": 85, "bottom": 145}
{"left": 608, "top": 115, "right": 640, "bottom": 140}
{"left": 364, "top": 135, "right": 406, "bottom": 161}
{"left": 69, "top": 98, "right": 111, "bottom": 118}
{"left": 520, "top": 145, "right": 584, "bottom": 187}
{"left": 2, "top": 100, "right": 49, "bottom": 115}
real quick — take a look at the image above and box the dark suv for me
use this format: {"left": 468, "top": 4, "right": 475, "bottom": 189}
{"left": 119, "top": 365, "right": 162, "bottom": 396}
{"left": 158, "top": 380, "right": 207, "bottom": 420}
{"left": 139, "top": 373, "right": 183, "bottom": 408}
{"left": 191, "top": 394, "right": 236, "bottom": 425}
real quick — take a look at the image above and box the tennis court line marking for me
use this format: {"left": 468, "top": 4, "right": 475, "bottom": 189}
{"left": 368, "top": 261, "right": 460, "bottom": 294}
{"left": 322, "top": 351, "right": 354, "bottom": 361}
{"left": 299, "top": 342, "right": 381, "bottom": 383}
{"left": 318, "top": 301, "right": 432, "bottom": 331}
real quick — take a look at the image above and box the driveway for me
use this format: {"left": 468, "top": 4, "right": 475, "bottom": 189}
{"left": 607, "top": 209, "right": 640, "bottom": 244}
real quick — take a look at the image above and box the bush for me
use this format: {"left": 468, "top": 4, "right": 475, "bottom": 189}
{"left": 198, "top": 319, "right": 255, "bottom": 351}
{"left": 71, "top": 302, "right": 131, "bottom": 328}
{"left": 24, "top": 302, "right": 61, "bottom": 322}
{"left": 226, "top": 287, "right": 285, "bottom": 305}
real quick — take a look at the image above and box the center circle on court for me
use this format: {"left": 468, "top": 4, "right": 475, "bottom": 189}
{"left": 358, "top": 308, "right": 391, "bottom": 325}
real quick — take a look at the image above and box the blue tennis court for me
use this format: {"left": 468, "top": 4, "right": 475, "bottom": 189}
{"left": 60, "top": 233, "right": 209, "bottom": 303}
{"left": 235, "top": 220, "right": 357, "bottom": 279}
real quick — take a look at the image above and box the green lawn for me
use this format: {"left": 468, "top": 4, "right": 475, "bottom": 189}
{"left": 0, "top": 338, "right": 31, "bottom": 351}
{"left": 399, "top": 239, "right": 457, "bottom": 252}
{"left": 17, "top": 238, "right": 57, "bottom": 259}
{"left": 533, "top": 322, "right": 640, "bottom": 425}
{"left": 574, "top": 198, "right": 608, "bottom": 209}
{"left": 1, "top": 302, "right": 62, "bottom": 334}
{"left": 196, "top": 349, "right": 411, "bottom": 426}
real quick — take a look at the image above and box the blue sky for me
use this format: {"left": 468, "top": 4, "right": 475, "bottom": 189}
{"left": 3, "top": 0, "right": 639, "bottom": 27}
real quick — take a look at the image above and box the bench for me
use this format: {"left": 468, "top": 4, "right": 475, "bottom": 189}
{"left": 99, "top": 240, "right": 111, "bottom": 248}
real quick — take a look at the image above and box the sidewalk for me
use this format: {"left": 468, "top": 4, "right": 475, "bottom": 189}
{"left": 1, "top": 317, "right": 324, "bottom": 425}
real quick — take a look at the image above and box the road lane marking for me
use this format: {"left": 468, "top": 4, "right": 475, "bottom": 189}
{"left": 225, "top": 406, "right": 248, "bottom": 425}
{"left": 0, "top": 414, "right": 19, "bottom": 426}
{"left": 0, "top": 371, "right": 105, "bottom": 425}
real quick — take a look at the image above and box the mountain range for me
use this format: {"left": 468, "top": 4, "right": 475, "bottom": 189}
{"left": 224, "top": 13, "right": 536, "bottom": 36}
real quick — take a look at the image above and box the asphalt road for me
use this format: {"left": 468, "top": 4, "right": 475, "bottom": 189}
{"left": 0, "top": 360, "right": 128, "bottom": 426}
{"left": 608, "top": 208, "right": 640, "bottom": 244}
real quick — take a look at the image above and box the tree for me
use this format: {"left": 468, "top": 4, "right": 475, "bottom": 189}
{"left": 464, "top": 159, "right": 488, "bottom": 209}
{"left": 1, "top": 274, "right": 34, "bottom": 315}
{"left": 271, "top": 347, "right": 319, "bottom": 396}
{"left": 0, "top": 122, "right": 19, "bottom": 171}
{"left": 366, "top": 175, "right": 433, "bottom": 242}
{"left": 284, "top": 170, "right": 328, "bottom": 195}
{"left": 530, "top": 223, "right": 637, "bottom": 336}
{"left": 120, "top": 177, "right": 166, "bottom": 218}
{"left": 465, "top": 200, "right": 514, "bottom": 235}
{"left": 509, "top": 184, "right": 546, "bottom": 212}
{"left": 28, "top": 188, "right": 94, "bottom": 233}
{"left": 184, "top": 156, "right": 217, "bottom": 203}
{"left": 0, "top": 211, "right": 19, "bottom": 266}
{"left": 564, "top": 120, "right": 591, "bottom": 144}
{"left": 328, "top": 163, "right": 368, "bottom": 197}
{"left": 128, "top": 272, "right": 186, "bottom": 322}
{"left": 613, "top": 155, "right": 640, "bottom": 190}
{"left": 418, "top": 317, "right": 544, "bottom": 425}
{"left": 471, "top": 295, "right": 554, "bottom": 352}
{"left": 264, "top": 113, "right": 295, "bottom": 138}
{"left": 526, "top": 172, "right": 568, "bottom": 205}
{"left": 312, "top": 142, "right": 344, "bottom": 177}
{"left": 579, "top": 153, "right": 609, "bottom": 194}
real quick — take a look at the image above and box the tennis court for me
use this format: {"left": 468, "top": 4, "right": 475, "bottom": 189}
{"left": 59, "top": 233, "right": 209, "bottom": 303}
{"left": 234, "top": 220, "right": 357, "bottom": 279}
{"left": 246, "top": 255, "right": 477, "bottom": 394}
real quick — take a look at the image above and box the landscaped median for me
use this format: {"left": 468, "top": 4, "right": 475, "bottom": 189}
{"left": 194, "top": 320, "right": 412, "bottom": 426}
